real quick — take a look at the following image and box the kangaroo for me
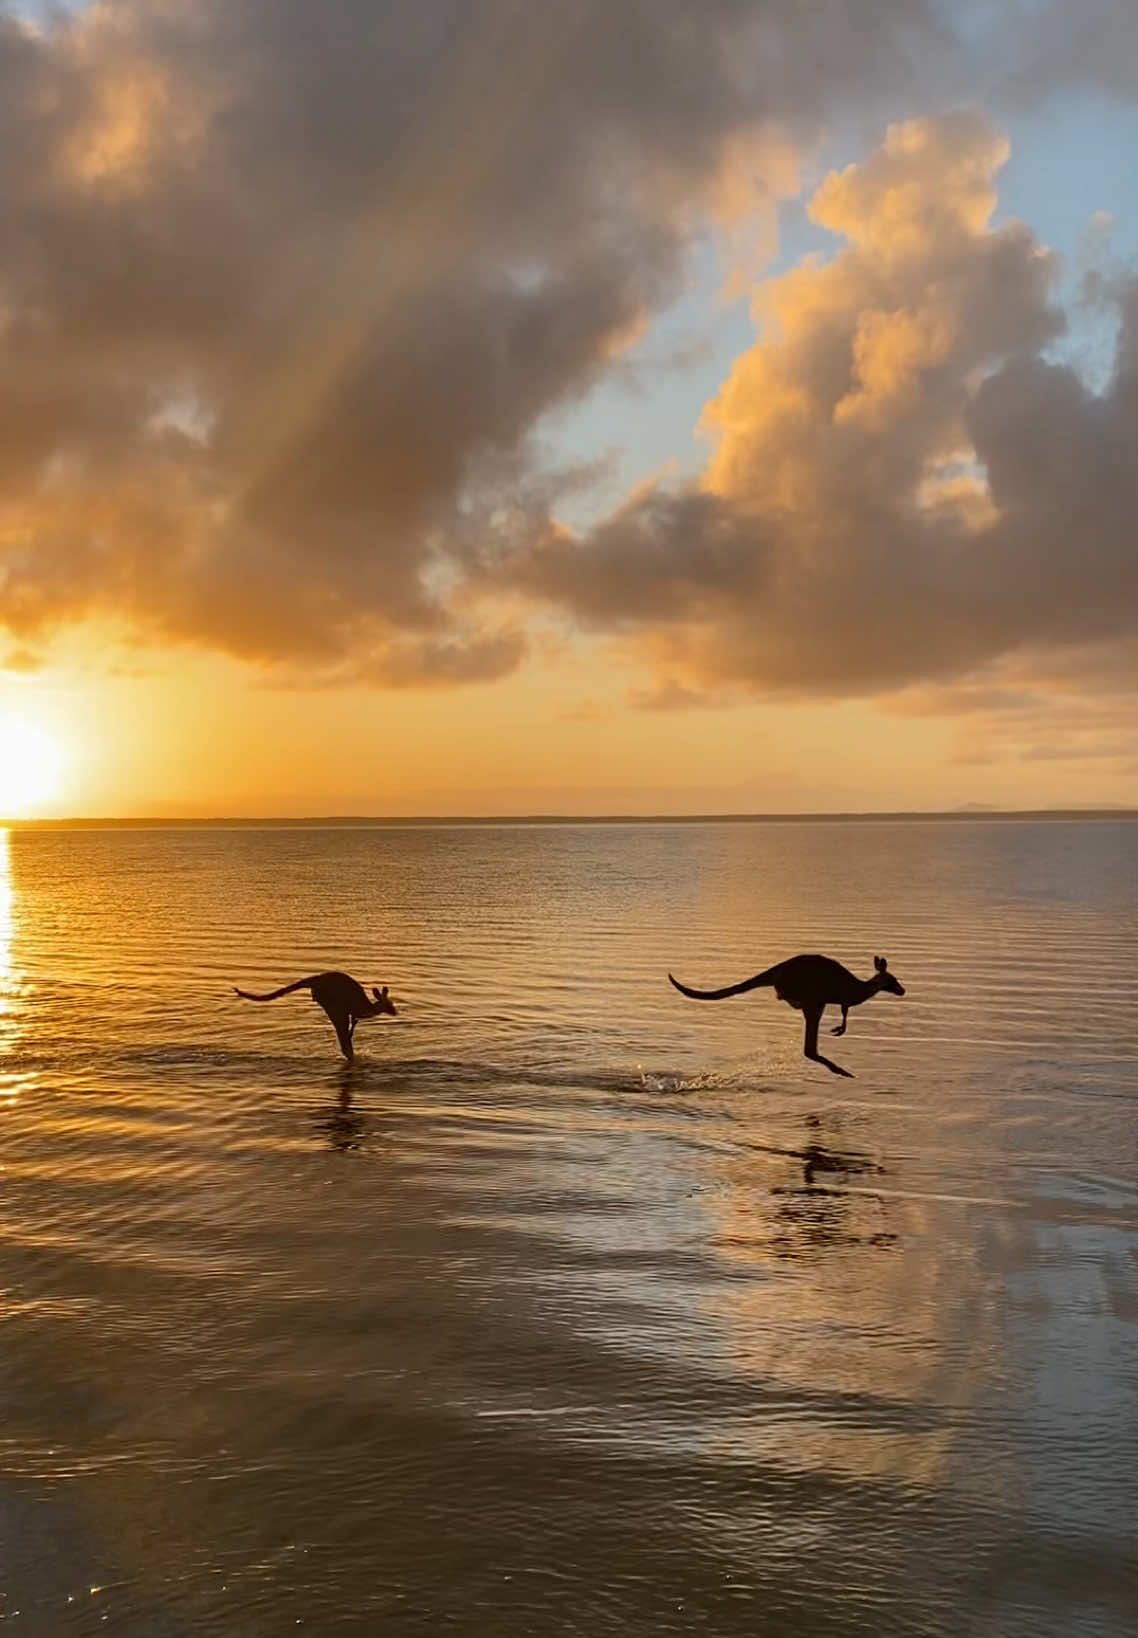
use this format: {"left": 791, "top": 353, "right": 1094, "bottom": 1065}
{"left": 668, "top": 954, "right": 904, "bottom": 1078}
{"left": 234, "top": 971, "right": 397, "bottom": 1061}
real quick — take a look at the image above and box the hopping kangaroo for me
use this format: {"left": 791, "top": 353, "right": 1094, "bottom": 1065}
{"left": 668, "top": 954, "right": 904, "bottom": 1078}
{"left": 234, "top": 971, "right": 397, "bottom": 1061}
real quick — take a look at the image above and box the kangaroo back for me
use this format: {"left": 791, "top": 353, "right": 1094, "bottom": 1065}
{"left": 234, "top": 977, "right": 317, "bottom": 1003}
{"left": 668, "top": 966, "right": 780, "bottom": 1002}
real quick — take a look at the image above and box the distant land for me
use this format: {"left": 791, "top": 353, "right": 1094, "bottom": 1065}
{"left": 8, "top": 808, "right": 1138, "bottom": 830}
{"left": 954, "top": 801, "right": 1130, "bottom": 814}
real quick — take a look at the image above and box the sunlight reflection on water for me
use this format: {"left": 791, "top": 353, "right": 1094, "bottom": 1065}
{"left": 0, "top": 827, "right": 13, "bottom": 983}
{"left": 0, "top": 827, "right": 22, "bottom": 1096}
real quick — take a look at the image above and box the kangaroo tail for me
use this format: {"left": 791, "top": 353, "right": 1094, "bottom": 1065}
{"left": 668, "top": 967, "right": 778, "bottom": 1002}
{"left": 233, "top": 977, "right": 315, "bottom": 1003}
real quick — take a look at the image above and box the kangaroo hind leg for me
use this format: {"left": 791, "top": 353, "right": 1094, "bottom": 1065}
{"left": 323, "top": 1006, "right": 355, "bottom": 1061}
{"left": 335, "top": 1016, "right": 355, "bottom": 1061}
{"left": 804, "top": 1006, "right": 852, "bottom": 1078}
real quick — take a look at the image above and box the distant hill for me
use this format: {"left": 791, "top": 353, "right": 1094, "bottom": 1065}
{"left": 956, "top": 801, "right": 1130, "bottom": 813}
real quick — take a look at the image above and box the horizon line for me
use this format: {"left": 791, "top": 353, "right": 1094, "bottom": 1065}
{"left": 6, "top": 806, "right": 1138, "bottom": 829}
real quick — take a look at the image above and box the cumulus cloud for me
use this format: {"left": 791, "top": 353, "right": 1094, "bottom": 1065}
{"left": 2, "top": 3, "right": 1138, "bottom": 694}
{"left": 510, "top": 111, "right": 1138, "bottom": 704}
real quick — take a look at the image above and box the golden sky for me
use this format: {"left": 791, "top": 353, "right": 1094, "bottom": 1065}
{"left": 2, "top": 2, "right": 1138, "bottom": 817}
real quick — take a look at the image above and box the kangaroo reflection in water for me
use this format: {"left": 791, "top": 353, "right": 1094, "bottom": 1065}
{"left": 314, "top": 1066, "right": 368, "bottom": 1152}
{"left": 770, "top": 1116, "right": 896, "bottom": 1256}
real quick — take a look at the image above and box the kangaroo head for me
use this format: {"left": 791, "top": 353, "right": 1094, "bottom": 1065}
{"left": 370, "top": 984, "right": 397, "bottom": 1017}
{"left": 873, "top": 955, "right": 905, "bottom": 997}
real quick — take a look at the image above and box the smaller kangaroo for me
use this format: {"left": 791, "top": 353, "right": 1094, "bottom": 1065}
{"left": 234, "top": 971, "right": 397, "bottom": 1061}
{"left": 668, "top": 953, "right": 904, "bottom": 1078}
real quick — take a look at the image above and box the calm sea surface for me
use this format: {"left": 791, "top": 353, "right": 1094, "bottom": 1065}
{"left": 1, "top": 820, "right": 1137, "bottom": 1635}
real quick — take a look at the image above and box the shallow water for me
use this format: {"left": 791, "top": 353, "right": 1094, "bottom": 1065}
{"left": 1, "top": 819, "right": 1136, "bottom": 1635}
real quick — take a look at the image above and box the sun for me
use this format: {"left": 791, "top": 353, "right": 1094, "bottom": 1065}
{"left": 0, "top": 716, "right": 65, "bottom": 817}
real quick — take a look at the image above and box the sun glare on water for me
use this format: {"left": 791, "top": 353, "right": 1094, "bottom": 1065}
{"left": 0, "top": 715, "right": 65, "bottom": 817}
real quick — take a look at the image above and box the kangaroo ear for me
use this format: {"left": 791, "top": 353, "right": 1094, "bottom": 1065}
{"left": 875, "top": 955, "right": 887, "bottom": 971}
{"left": 381, "top": 985, "right": 388, "bottom": 997}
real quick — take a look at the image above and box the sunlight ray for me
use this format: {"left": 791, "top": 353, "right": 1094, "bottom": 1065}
{"left": 228, "top": 0, "right": 596, "bottom": 515}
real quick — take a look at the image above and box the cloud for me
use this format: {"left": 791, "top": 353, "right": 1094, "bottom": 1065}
{"left": 0, "top": 0, "right": 960, "bottom": 684}
{"left": 628, "top": 680, "right": 735, "bottom": 712}
{"left": 1, "top": 646, "right": 42, "bottom": 673}
{"left": 980, "top": 0, "right": 1138, "bottom": 105}
{"left": 509, "top": 112, "right": 1138, "bottom": 705}
{"left": 885, "top": 642, "right": 1138, "bottom": 770}
{"left": 2, "top": 5, "right": 1138, "bottom": 693}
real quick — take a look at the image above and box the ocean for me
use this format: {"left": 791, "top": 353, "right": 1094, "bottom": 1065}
{"left": 2, "top": 818, "right": 1136, "bottom": 1635}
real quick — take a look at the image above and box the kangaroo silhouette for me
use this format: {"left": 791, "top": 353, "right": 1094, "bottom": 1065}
{"left": 668, "top": 954, "right": 904, "bottom": 1078}
{"left": 234, "top": 971, "right": 397, "bottom": 1061}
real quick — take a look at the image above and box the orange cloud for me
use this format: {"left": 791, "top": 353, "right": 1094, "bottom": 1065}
{"left": 512, "top": 113, "right": 1138, "bottom": 714}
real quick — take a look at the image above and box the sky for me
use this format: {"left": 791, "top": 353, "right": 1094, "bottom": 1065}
{"left": 2, "top": 0, "right": 1138, "bottom": 817}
